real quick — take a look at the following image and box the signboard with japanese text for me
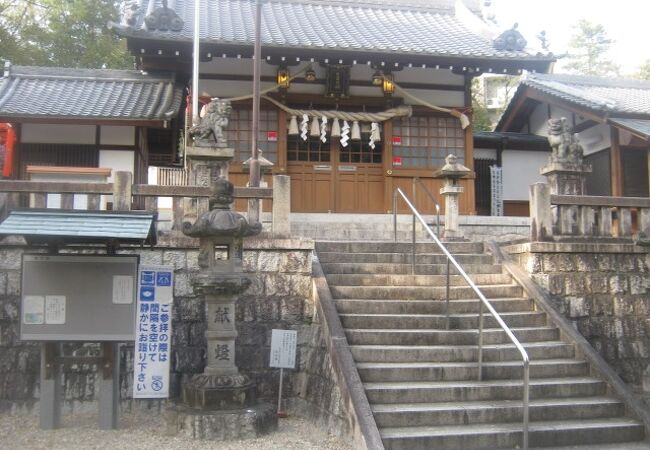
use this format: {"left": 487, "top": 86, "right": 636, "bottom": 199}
{"left": 490, "top": 165, "right": 504, "bottom": 216}
{"left": 133, "top": 264, "right": 174, "bottom": 399}
{"left": 270, "top": 329, "right": 297, "bottom": 369}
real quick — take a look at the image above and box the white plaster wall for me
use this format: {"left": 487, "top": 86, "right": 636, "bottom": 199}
{"left": 28, "top": 172, "right": 110, "bottom": 209}
{"left": 474, "top": 148, "right": 497, "bottom": 159}
{"left": 502, "top": 150, "right": 549, "bottom": 200}
{"left": 100, "top": 126, "right": 135, "bottom": 146}
{"left": 578, "top": 123, "right": 611, "bottom": 155}
{"left": 99, "top": 150, "right": 135, "bottom": 208}
{"left": 21, "top": 124, "right": 95, "bottom": 144}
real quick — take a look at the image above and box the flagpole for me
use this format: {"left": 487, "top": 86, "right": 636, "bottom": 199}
{"left": 248, "top": 0, "right": 262, "bottom": 223}
{"left": 192, "top": 0, "right": 201, "bottom": 126}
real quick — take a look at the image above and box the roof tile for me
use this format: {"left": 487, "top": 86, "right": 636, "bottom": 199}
{"left": 0, "top": 66, "right": 184, "bottom": 122}
{"left": 113, "top": 0, "right": 551, "bottom": 62}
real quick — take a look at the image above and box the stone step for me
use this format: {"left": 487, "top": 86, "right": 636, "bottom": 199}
{"left": 345, "top": 326, "right": 559, "bottom": 346}
{"left": 336, "top": 298, "right": 534, "bottom": 315}
{"left": 315, "top": 241, "right": 484, "bottom": 254}
{"left": 380, "top": 418, "right": 644, "bottom": 450}
{"left": 317, "top": 252, "right": 495, "bottom": 265}
{"left": 372, "top": 396, "right": 625, "bottom": 428}
{"left": 322, "top": 262, "right": 504, "bottom": 275}
{"left": 339, "top": 312, "right": 547, "bottom": 330}
{"left": 364, "top": 377, "right": 607, "bottom": 404}
{"left": 330, "top": 284, "right": 523, "bottom": 300}
{"left": 350, "top": 341, "right": 575, "bottom": 363}
{"left": 326, "top": 273, "right": 513, "bottom": 287}
{"left": 357, "top": 359, "right": 588, "bottom": 382}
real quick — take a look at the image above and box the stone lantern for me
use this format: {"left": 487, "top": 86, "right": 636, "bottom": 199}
{"left": 167, "top": 99, "right": 276, "bottom": 440}
{"left": 433, "top": 154, "right": 471, "bottom": 240}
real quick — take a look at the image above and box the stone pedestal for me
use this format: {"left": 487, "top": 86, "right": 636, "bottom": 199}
{"left": 433, "top": 155, "right": 471, "bottom": 240}
{"left": 181, "top": 263, "right": 256, "bottom": 411}
{"left": 440, "top": 183, "right": 464, "bottom": 239}
{"left": 540, "top": 161, "right": 591, "bottom": 195}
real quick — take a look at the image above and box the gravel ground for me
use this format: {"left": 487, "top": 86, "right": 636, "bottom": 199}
{"left": 0, "top": 412, "right": 353, "bottom": 450}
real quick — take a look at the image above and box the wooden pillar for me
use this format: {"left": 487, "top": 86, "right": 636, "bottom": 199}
{"left": 464, "top": 75, "right": 476, "bottom": 214}
{"left": 383, "top": 119, "right": 394, "bottom": 213}
{"left": 610, "top": 127, "right": 623, "bottom": 197}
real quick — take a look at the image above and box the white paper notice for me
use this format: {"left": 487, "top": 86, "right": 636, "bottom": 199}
{"left": 269, "top": 329, "right": 297, "bottom": 369}
{"left": 45, "top": 296, "right": 66, "bottom": 324}
{"left": 23, "top": 296, "right": 45, "bottom": 324}
{"left": 112, "top": 275, "right": 134, "bottom": 304}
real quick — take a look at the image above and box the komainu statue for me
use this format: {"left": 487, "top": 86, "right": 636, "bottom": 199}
{"left": 188, "top": 98, "right": 232, "bottom": 148}
{"left": 547, "top": 117, "right": 584, "bottom": 165}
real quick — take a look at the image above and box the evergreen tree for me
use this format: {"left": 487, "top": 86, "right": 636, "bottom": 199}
{"left": 0, "top": 0, "right": 132, "bottom": 69}
{"left": 564, "top": 20, "right": 619, "bottom": 77}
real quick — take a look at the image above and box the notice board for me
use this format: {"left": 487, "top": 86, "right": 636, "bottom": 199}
{"left": 21, "top": 254, "right": 138, "bottom": 341}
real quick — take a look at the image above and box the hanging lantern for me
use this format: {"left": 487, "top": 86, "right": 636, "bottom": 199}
{"left": 320, "top": 116, "right": 328, "bottom": 143}
{"left": 310, "top": 116, "right": 320, "bottom": 137}
{"left": 300, "top": 114, "right": 309, "bottom": 141}
{"left": 277, "top": 67, "right": 290, "bottom": 89}
{"left": 331, "top": 118, "right": 341, "bottom": 138}
{"left": 351, "top": 121, "right": 361, "bottom": 140}
{"left": 372, "top": 70, "right": 383, "bottom": 86}
{"left": 340, "top": 120, "right": 350, "bottom": 148}
{"left": 288, "top": 115, "right": 299, "bottom": 135}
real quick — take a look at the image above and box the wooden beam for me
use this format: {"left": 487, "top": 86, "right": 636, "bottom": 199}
{"left": 571, "top": 120, "right": 599, "bottom": 134}
{"left": 498, "top": 87, "right": 540, "bottom": 132}
{"left": 551, "top": 194, "right": 650, "bottom": 208}
{"left": 524, "top": 88, "right": 606, "bottom": 123}
{"left": 0, "top": 117, "right": 170, "bottom": 128}
{"left": 610, "top": 127, "right": 623, "bottom": 197}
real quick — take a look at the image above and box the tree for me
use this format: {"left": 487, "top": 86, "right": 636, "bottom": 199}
{"left": 635, "top": 60, "right": 650, "bottom": 80}
{"left": 0, "top": 0, "right": 132, "bottom": 69}
{"left": 564, "top": 20, "right": 619, "bottom": 77}
{"left": 471, "top": 75, "right": 520, "bottom": 132}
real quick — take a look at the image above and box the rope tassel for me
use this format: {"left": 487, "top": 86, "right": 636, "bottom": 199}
{"left": 288, "top": 115, "right": 299, "bottom": 135}
{"left": 331, "top": 118, "right": 341, "bottom": 138}
{"left": 310, "top": 116, "right": 320, "bottom": 137}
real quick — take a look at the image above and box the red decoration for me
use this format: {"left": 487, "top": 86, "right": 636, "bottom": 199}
{"left": 392, "top": 136, "right": 402, "bottom": 145}
{"left": 392, "top": 156, "right": 402, "bottom": 167}
{"left": 267, "top": 131, "right": 278, "bottom": 142}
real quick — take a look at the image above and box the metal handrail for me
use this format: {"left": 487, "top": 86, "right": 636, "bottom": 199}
{"left": 392, "top": 187, "right": 530, "bottom": 450}
{"left": 412, "top": 177, "right": 441, "bottom": 237}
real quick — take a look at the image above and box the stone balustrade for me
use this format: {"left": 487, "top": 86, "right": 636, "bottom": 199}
{"left": 530, "top": 182, "right": 650, "bottom": 241}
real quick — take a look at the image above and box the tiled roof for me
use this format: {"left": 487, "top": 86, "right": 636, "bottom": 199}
{"left": 521, "top": 73, "right": 650, "bottom": 115}
{"left": 112, "top": 0, "right": 552, "bottom": 62}
{"left": 0, "top": 210, "right": 157, "bottom": 244}
{"left": 609, "top": 118, "right": 650, "bottom": 139}
{"left": 0, "top": 65, "right": 184, "bottom": 122}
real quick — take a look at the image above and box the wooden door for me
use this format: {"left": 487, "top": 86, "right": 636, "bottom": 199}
{"left": 287, "top": 135, "right": 335, "bottom": 212}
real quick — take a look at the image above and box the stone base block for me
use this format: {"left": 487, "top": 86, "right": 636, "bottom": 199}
{"left": 182, "top": 374, "right": 256, "bottom": 410}
{"left": 166, "top": 402, "right": 278, "bottom": 440}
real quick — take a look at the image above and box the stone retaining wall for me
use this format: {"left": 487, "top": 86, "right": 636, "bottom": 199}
{"left": 0, "top": 236, "right": 314, "bottom": 413}
{"left": 506, "top": 241, "right": 650, "bottom": 387}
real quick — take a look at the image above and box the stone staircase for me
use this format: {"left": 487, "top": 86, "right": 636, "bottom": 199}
{"left": 317, "top": 240, "right": 646, "bottom": 450}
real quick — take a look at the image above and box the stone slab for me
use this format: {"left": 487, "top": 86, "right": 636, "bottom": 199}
{"left": 166, "top": 402, "right": 277, "bottom": 440}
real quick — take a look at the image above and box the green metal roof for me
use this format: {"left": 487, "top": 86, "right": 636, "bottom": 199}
{"left": 0, "top": 210, "right": 156, "bottom": 245}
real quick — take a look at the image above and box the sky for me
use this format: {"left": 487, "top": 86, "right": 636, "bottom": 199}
{"left": 489, "top": 0, "right": 650, "bottom": 75}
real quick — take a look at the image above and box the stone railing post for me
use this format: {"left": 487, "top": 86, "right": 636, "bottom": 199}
{"left": 530, "top": 182, "right": 552, "bottom": 241}
{"left": 272, "top": 175, "right": 290, "bottom": 237}
{"left": 112, "top": 171, "right": 132, "bottom": 211}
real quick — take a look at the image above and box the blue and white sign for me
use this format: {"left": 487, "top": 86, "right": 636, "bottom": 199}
{"left": 133, "top": 264, "right": 174, "bottom": 399}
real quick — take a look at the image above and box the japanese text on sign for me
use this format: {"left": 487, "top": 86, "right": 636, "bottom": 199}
{"left": 270, "top": 329, "right": 297, "bottom": 369}
{"left": 133, "top": 264, "right": 174, "bottom": 399}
